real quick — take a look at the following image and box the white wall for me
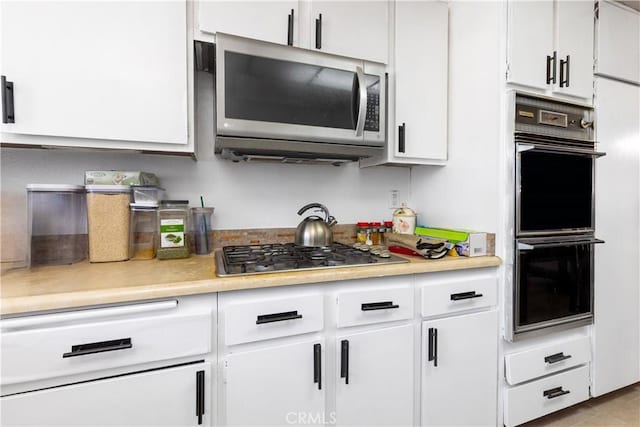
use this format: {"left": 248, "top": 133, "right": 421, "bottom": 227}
{"left": 0, "top": 72, "right": 410, "bottom": 263}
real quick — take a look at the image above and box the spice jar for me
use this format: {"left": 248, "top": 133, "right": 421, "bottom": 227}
{"left": 86, "top": 185, "right": 131, "bottom": 262}
{"left": 129, "top": 203, "right": 158, "bottom": 260}
{"left": 370, "top": 222, "right": 382, "bottom": 245}
{"left": 383, "top": 221, "right": 393, "bottom": 245}
{"left": 157, "top": 200, "right": 190, "bottom": 260}
{"left": 356, "top": 222, "right": 370, "bottom": 244}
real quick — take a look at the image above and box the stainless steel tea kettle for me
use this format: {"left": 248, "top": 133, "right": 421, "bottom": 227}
{"left": 295, "top": 203, "right": 337, "bottom": 247}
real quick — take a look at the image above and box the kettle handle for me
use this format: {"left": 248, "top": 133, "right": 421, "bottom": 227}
{"left": 298, "top": 203, "right": 330, "bottom": 221}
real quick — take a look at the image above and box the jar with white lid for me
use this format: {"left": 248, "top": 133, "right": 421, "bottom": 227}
{"left": 392, "top": 205, "right": 417, "bottom": 235}
{"left": 86, "top": 185, "right": 131, "bottom": 262}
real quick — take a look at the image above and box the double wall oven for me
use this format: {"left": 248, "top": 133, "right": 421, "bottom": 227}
{"left": 510, "top": 93, "right": 605, "bottom": 340}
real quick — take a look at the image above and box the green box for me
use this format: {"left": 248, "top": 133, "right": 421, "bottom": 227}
{"left": 415, "top": 226, "right": 489, "bottom": 257}
{"left": 85, "top": 171, "right": 159, "bottom": 186}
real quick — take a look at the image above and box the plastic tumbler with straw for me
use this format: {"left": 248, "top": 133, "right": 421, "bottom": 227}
{"left": 191, "top": 197, "right": 214, "bottom": 255}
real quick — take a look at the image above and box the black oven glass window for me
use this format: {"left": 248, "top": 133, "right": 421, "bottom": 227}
{"left": 518, "top": 244, "right": 592, "bottom": 328}
{"left": 520, "top": 151, "right": 593, "bottom": 232}
{"left": 225, "top": 51, "right": 361, "bottom": 130}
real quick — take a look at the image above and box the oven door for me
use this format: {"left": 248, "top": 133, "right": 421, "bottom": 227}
{"left": 516, "top": 138, "right": 605, "bottom": 236}
{"left": 514, "top": 236, "right": 604, "bottom": 338}
{"left": 215, "top": 33, "right": 385, "bottom": 147}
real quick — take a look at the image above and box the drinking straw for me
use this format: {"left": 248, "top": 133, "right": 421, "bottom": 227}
{"left": 200, "top": 196, "right": 209, "bottom": 253}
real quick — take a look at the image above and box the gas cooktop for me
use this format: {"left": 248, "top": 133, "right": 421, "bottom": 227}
{"left": 215, "top": 242, "right": 408, "bottom": 277}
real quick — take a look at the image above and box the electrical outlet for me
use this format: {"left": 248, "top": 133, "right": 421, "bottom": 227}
{"left": 389, "top": 189, "right": 400, "bottom": 209}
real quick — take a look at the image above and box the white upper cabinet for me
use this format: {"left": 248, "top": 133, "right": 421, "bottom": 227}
{"left": 0, "top": 1, "right": 190, "bottom": 151}
{"left": 361, "top": 0, "right": 449, "bottom": 167}
{"left": 596, "top": 1, "right": 640, "bottom": 84}
{"left": 308, "top": 1, "right": 389, "bottom": 63}
{"left": 507, "top": 0, "right": 595, "bottom": 101}
{"left": 196, "top": 1, "right": 388, "bottom": 63}
{"left": 198, "top": 1, "right": 299, "bottom": 46}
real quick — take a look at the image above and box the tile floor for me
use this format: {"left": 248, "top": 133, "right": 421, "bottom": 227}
{"left": 522, "top": 382, "right": 640, "bottom": 426}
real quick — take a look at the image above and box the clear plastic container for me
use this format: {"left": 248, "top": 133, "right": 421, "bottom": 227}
{"left": 131, "top": 186, "right": 164, "bottom": 205}
{"left": 86, "top": 185, "right": 131, "bottom": 262}
{"left": 157, "top": 200, "right": 190, "bottom": 260}
{"left": 27, "top": 184, "right": 87, "bottom": 267}
{"left": 191, "top": 207, "right": 214, "bottom": 255}
{"left": 129, "top": 203, "right": 158, "bottom": 260}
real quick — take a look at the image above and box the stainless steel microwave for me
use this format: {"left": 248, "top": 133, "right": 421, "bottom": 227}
{"left": 214, "top": 33, "right": 386, "bottom": 163}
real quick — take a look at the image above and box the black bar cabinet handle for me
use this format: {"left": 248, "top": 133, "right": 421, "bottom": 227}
{"left": 561, "top": 55, "right": 570, "bottom": 87}
{"left": 428, "top": 328, "right": 438, "bottom": 367}
{"left": 544, "top": 352, "right": 572, "bottom": 364}
{"left": 340, "top": 339, "right": 349, "bottom": 384}
{"left": 196, "top": 370, "right": 205, "bottom": 425}
{"left": 313, "top": 343, "right": 322, "bottom": 390}
{"left": 2, "top": 75, "right": 15, "bottom": 124}
{"left": 287, "top": 9, "right": 294, "bottom": 46}
{"left": 315, "top": 14, "right": 322, "bottom": 49}
{"left": 62, "top": 338, "right": 132, "bottom": 358}
{"left": 398, "top": 123, "right": 406, "bottom": 153}
{"left": 450, "top": 291, "right": 483, "bottom": 301}
{"left": 256, "top": 310, "right": 302, "bottom": 324}
{"left": 546, "top": 51, "right": 557, "bottom": 84}
{"left": 361, "top": 301, "right": 399, "bottom": 311}
{"left": 543, "top": 386, "right": 570, "bottom": 399}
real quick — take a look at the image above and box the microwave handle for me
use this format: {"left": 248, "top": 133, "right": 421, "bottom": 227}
{"left": 355, "top": 66, "right": 367, "bottom": 137}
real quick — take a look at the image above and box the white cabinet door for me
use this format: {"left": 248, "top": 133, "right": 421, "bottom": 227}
{"left": 394, "top": 0, "right": 448, "bottom": 160}
{"left": 507, "top": 0, "right": 554, "bottom": 91}
{"left": 198, "top": 1, "right": 299, "bottom": 46}
{"left": 596, "top": 1, "right": 640, "bottom": 84}
{"left": 554, "top": 0, "right": 594, "bottom": 99}
{"left": 223, "top": 338, "right": 325, "bottom": 426}
{"left": 592, "top": 77, "right": 640, "bottom": 396}
{"left": 0, "top": 363, "right": 211, "bottom": 426}
{"left": 308, "top": 1, "right": 389, "bottom": 63}
{"left": 421, "top": 310, "right": 498, "bottom": 427}
{"left": 335, "top": 324, "right": 413, "bottom": 427}
{"left": 0, "top": 1, "right": 188, "bottom": 148}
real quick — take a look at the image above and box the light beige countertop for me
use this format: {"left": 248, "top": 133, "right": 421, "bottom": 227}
{"left": 0, "top": 254, "right": 501, "bottom": 316}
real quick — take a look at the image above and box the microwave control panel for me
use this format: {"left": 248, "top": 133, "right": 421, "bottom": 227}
{"left": 364, "top": 76, "right": 380, "bottom": 132}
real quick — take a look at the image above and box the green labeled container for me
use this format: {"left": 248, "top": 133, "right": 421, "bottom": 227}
{"left": 157, "top": 200, "right": 190, "bottom": 260}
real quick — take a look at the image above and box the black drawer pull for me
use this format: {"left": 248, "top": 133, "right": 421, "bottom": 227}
{"left": 450, "top": 291, "right": 483, "bottom": 301}
{"left": 196, "top": 370, "right": 205, "bottom": 425}
{"left": 543, "top": 386, "right": 570, "bottom": 399}
{"left": 2, "top": 75, "right": 15, "bottom": 124}
{"left": 340, "top": 339, "right": 349, "bottom": 384}
{"left": 544, "top": 352, "right": 572, "bottom": 364}
{"left": 315, "top": 13, "right": 322, "bottom": 49}
{"left": 361, "top": 301, "right": 399, "bottom": 311}
{"left": 428, "top": 328, "right": 438, "bottom": 367}
{"left": 313, "top": 343, "right": 322, "bottom": 390}
{"left": 256, "top": 310, "right": 302, "bottom": 324}
{"left": 62, "top": 338, "right": 132, "bottom": 358}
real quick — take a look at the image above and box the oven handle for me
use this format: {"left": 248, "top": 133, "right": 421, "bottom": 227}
{"left": 517, "top": 143, "right": 606, "bottom": 158}
{"left": 354, "top": 66, "right": 367, "bottom": 137}
{"left": 518, "top": 238, "right": 605, "bottom": 251}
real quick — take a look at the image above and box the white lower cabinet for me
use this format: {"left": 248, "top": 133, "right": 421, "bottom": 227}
{"left": 335, "top": 324, "right": 414, "bottom": 427}
{"left": 1, "top": 362, "right": 211, "bottom": 426}
{"left": 421, "top": 310, "right": 498, "bottom": 427}
{"left": 222, "top": 338, "right": 326, "bottom": 426}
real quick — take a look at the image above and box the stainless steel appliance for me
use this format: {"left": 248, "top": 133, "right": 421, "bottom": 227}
{"left": 295, "top": 203, "right": 337, "bottom": 247}
{"left": 214, "top": 33, "right": 386, "bottom": 163}
{"left": 510, "top": 93, "right": 605, "bottom": 340}
{"left": 215, "top": 243, "right": 407, "bottom": 277}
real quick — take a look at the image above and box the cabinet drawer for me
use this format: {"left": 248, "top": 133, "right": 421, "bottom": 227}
{"left": 420, "top": 277, "right": 496, "bottom": 318}
{"left": 336, "top": 286, "right": 413, "bottom": 328}
{"left": 1, "top": 301, "right": 212, "bottom": 385}
{"left": 504, "top": 365, "right": 590, "bottom": 427}
{"left": 505, "top": 336, "right": 591, "bottom": 385}
{"left": 223, "top": 294, "right": 323, "bottom": 346}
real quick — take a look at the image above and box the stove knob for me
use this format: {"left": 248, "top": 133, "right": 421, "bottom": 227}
{"left": 580, "top": 119, "right": 593, "bottom": 129}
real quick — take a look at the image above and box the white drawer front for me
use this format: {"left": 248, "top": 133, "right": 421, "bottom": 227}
{"left": 504, "top": 365, "right": 590, "bottom": 427}
{"left": 1, "top": 307, "right": 212, "bottom": 385}
{"left": 420, "top": 277, "right": 496, "bottom": 318}
{"left": 223, "top": 294, "right": 323, "bottom": 346}
{"left": 505, "top": 336, "right": 591, "bottom": 385}
{"left": 336, "top": 286, "right": 413, "bottom": 328}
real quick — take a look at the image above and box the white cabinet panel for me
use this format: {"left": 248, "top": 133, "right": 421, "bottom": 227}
{"left": 335, "top": 324, "right": 413, "bottom": 426}
{"left": 309, "top": 1, "right": 389, "bottom": 63}
{"left": 421, "top": 310, "right": 498, "bottom": 427}
{"left": 336, "top": 286, "right": 413, "bottom": 328}
{"left": 596, "top": 1, "right": 640, "bottom": 84}
{"left": 223, "top": 338, "right": 325, "bottom": 426}
{"left": 198, "top": 1, "right": 298, "bottom": 46}
{"left": 0, "top": 1, "right": 188, "bottom": 147}
{"left": 1, "top": 362, "right": 211, "bottom": 427}
{"left": 592, "top": 77, "right": 640, "bottom": 396}
{"left": 419, "top": 276, "right": 497, "bottom": 318}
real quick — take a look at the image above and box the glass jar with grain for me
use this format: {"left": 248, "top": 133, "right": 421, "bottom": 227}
{"left": 157, "top": 200, "right": 190, "bottom": 260}
{"left": 86, "top": 185, "right": 131, "bottom": 262}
